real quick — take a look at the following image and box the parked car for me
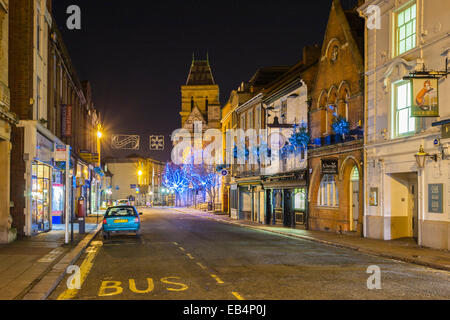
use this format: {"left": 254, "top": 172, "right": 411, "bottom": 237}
{"left": 103, "top": 206, "right": 142, "bottom": 239}
{"left": 116, "top": 199, "right": 130, "bottom": 206}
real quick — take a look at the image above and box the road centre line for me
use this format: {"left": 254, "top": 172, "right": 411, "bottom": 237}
{"left": 232, "top": 292, "right": 245, "bottom": 300}
{"left": 196, "top": 262, "right": 207, "bottom": 270}
{"left": 186, "top": 253, "right": 194, "bottom": 260}
{"left": 211, "top": 274, "right": 224, "bottom": 284}
{"left": 179, "top": 247, "right": 185, "bottom": 252}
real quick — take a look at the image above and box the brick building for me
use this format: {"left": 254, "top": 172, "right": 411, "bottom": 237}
{"left": 9, "top": 0, "right": 101, "bottom": 237}
{"left": 308, "top": 0, "right": 365, "bottom": 234}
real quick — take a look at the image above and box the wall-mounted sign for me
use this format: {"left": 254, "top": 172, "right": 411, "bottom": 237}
{"left": 442, "top": 123, "right": 450, "bottom": 139}
{"left": 411, "top": 78, "right": 439, "bottom": 117}
{"left": 428, "top": 184, "right": 443, "bottom": 214}
{"left": 321, "top": 159, "right": 338, "bottom": 175}
{"left": 61, "top": 104, "right": 72, "bottom": 137}
{"left": 369, "top": 187, "right": 378, "bottom": 206}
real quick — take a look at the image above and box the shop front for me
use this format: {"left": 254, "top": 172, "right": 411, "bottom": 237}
{"left": 263, "top": 170, "right": 308, "bottom": 228}
{"left": 308, "top": 148, "right": 363, "bottom": 234}
{"left": 12, "top": 121, "right": 69, "bottom": 236}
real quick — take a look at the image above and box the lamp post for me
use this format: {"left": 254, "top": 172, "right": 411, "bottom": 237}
{"left": 96, "top": 125, "right": 103, "bottom": 168}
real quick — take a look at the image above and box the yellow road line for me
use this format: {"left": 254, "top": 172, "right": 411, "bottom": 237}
{"left": 196, "top": 262, "right": 207, "bottom": 270}
{"left": 173, "top": 242, "right": 179, "bottom": 246}
{"left": 232, "top": 292, "right": 245, "bottom": 300}
{"left": 179, "top": 247, "right": 185, "bottom": 252}
{"left": 57, "top": 242, "right": 103, "bottom": 300}
{"left": 211, "top": 274, "right": 224, "bottom": 284}
{"left": 186, "top": 253, "right": 194, "bottom": 260}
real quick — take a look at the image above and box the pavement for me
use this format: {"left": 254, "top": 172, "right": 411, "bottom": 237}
{"left": 0, "top": 217, "right": 102, "bottom": 300}
{"left": 47, "top": 207, "right": 450, "bottom": 300}
{"left": 174, "top": 207, "right": 450, "bottom": 272}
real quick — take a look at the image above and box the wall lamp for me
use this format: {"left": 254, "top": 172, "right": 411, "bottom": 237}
{"left": 415, "top": 145, "right": 438, "bottom": 169}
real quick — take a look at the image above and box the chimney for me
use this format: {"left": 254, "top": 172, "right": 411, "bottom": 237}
{"left": 302, "top": 44, "right": 322, "bottom": 65}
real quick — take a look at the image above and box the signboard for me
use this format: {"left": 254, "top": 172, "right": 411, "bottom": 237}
{"left": 130, "top": 184, "right": 137, "bottom": 189}
{"left": 61, "top": 104, "right": 72, "bottom": 137}
{"left": 428, "top": 184, "right": 443, "bottom": 213}
{"left": 321, "top": 159, "right": 339, "bottom": 175}
{"left": 442, "top": 123, "right": 450, "bottom": 139}
{"left": 221, "top": 169, "right": 229, "bottom": 177}
{"left": 79, "top": 151, "right": 99, "bottom": 164}
{"left": 411, "top": 78, "right": 439, "bottom": 117}
{"left": 369, "top": 188, "right": 378, "bottom": 206}
{"left": 36, "top": 132, "right": 54, "bottom": 163}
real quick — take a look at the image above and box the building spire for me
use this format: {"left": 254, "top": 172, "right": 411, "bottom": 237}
{"left": 206, "top": 51, "right": 209, "bottom": 64}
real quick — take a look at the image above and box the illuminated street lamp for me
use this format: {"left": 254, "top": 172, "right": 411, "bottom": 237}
{"left": 96, "top": 124, "right": 103, "bottom": 167}
{"left": 415, "top": 145, "right": 438, "bottom": 169}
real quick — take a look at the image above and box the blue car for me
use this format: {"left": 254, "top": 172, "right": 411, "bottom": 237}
{"left": 103, "top": 206, "right": 142, "bottom": 239}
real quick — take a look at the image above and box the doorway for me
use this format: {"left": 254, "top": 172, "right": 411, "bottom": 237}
{"left": 350, "top": 166, "right": 360, "bottom": 232}
{"left": 388, "top": 172, "right": 419, "bottom": 241}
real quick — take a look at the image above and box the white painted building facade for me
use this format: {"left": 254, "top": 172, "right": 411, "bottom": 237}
{"left": 359, "top": 0, "right": 450, "bottom": 249}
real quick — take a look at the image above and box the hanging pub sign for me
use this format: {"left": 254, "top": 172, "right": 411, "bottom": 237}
{"left": 321, "top": 159, "right": 338, "bottom": 175}
{"left": 411, "top": 78, "right": 439, "bottom": 117}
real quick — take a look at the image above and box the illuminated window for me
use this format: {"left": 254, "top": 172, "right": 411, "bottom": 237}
{"left": 318, "top": 174, "right": 339, "bottom": 207}
{"left": 396, "top": 3, "right": 416, "bottom": 56}
{"left": 393, "top": 81, "right": 415, "bottom": 137}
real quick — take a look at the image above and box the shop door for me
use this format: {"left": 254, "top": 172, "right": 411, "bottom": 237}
{"left": 350, "top": 166, "right": 360, "bottom": 232}
{"left": 265, "top": 190, "right": 272, "bottom": 225}
{"left": 283, "top": 190, "right": 293, "bottom": 228}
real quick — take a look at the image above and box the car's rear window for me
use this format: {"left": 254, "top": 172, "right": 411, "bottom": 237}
{"left": 106, "top": 207, "right": 137, "bottom": 217}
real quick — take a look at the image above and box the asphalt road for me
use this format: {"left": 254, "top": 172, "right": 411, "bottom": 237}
{"left": 49, "top": 208, "right": 450, "bottom": 300}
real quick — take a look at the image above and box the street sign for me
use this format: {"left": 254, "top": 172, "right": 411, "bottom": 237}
{"left": 150, "top": 135, "right": 165, "bottom": 151}
{"left": 221, "top": 169, "right": 229, "bottom": 177}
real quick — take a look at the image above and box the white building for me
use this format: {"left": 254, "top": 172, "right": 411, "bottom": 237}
{"left": 359, "top": 0, "right": 450, "bottom": 249}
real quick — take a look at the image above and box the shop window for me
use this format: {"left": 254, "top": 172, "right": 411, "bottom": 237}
{"left": 318, "top": 174, "right": 339, "bottom": 207}
{"left": 393, "top": 81, "right": 415, "bottom": 137}
{"left": 294, "top": 188, "right": 306, "bottom": 211}
{"left": 395, "top": 2, "right": 416, "bottom": 56}
{"left": 31, "top": 162, "right": 52, "bottom": 232}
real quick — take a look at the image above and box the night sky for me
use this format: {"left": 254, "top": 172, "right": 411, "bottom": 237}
{"left": 52, "top": 0, "right": 359, "bottom": 162}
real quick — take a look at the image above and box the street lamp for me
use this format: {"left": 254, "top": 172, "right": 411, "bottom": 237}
{"left": 96, "top": 125, "right": 103, "bottom": 168}
{"left": 415, "top": 145, "right": 438, "bottom": 169}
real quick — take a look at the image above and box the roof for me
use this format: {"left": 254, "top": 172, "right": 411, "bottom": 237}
{"left": 186, "top": 60, "right": 215, "bottom": 86}
{"left": 249, "top": 66, "right": 291, "bottom": 88}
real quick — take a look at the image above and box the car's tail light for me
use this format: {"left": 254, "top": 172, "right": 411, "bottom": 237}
{"left": 134, "top": 218, "right": 139, "bottom": 223}
{"left": 103, "top": 219, "right": 107, "bottom": 224}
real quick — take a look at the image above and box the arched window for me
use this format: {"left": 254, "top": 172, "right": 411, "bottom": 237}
{"left": 327, "top": 87, "right": 338, "bottom": 134}
{"left": 350, "top": 166, "right": 360, "bottom": 182}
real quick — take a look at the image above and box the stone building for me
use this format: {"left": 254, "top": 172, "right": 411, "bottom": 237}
{"left": 308, "top": 0, "right": 365, "bottom": 234}
{"left": 359, "top": 0, "right": 450, "bottom": 249}
{"left": 180, "top": 55, "right": 221, "bottom": 132}
{"left": 263, "top": 45, "right": 320, "bottom": 228}
{"left": 0, "top": 0, "right": 18, "bottom": 243}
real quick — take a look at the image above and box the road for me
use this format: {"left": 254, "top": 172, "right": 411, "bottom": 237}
{"left": 49, "top": 208, "right": 450, "bottom": 300}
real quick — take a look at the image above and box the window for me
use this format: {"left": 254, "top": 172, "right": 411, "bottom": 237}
{"left": 294, "top": 188, "right": 306, "bottom": 211}
{"left": 393, "top": 81, "right": 415, "bottom": 137}
{"left": 256, "top": 106, "right": 261, "bottom": 131}
{"left": 36, "top": 76, "right": 41, "bottom": 120}
{"left": 396, "top": 3, "right": 416, "bottom": 56}
{"left": 318, "top": 174, "right": 339, "bottom": 207}
{"left": 281, "top": 100, "right": 287, "bottom": 124}
{"left": 36, "top": 9, "right": 41, "bottom": 52}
